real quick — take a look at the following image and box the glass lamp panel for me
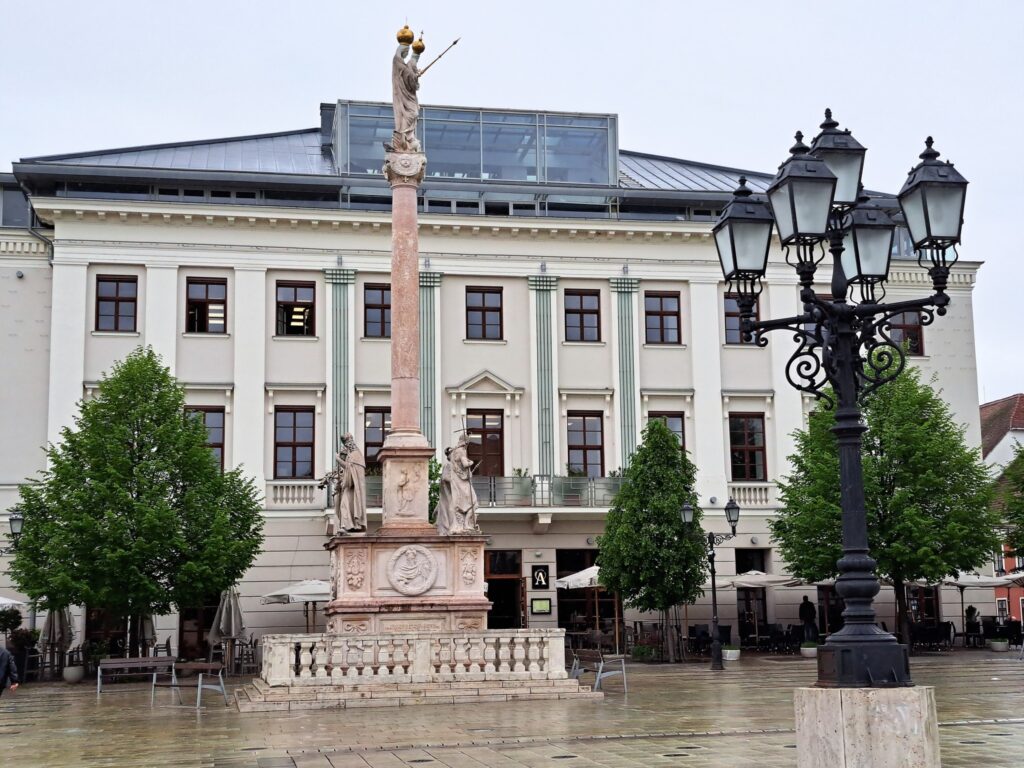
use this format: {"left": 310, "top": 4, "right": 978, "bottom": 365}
{"left": 856, "top": 228, "right": 894, "bottom": 278}
{"left": 840, "top": 231, "right": 859, "bottom": 282}
{"left": 924, "top": 185, "right": 965, "bottom": 240}
{"left": 714, "top": 227, "right": 736, "bottom": 278}
{"left": 769, "top": 187, "right": 794, "bottom": 242}
{"left": 818, "top": 152, "right": 864, "bottom": 205}
{"left": 792, "top": 179, "right": 834, "bottom": 236}
{"left": 732, "top": 222, "right": 772, "bottom": 273}
{"left": 899, "top": 187, "right": 927, "bottom": 246}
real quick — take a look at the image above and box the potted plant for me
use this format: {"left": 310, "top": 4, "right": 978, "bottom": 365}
{"left": 510, "top": 468, "right": 534, "bottom": 505}
{"left": 63, "top": 657, "right": 86, "bottom": 684}
{"left": 630, "top": 644, "right": 656, "bottom": 663}
{"left": 83, "top": 639, "right": 109, "bottom": 676}
{"left": 800, "top": 641, "right": 819, "bottom": 658}
{"left": 989, "top": 637, "right": 1010, "bottom": 652}
{"left": 0, "top": 606, "right": 22, "bottom": 644}
{"left": 721, "top": 644, "right": 741, "bottom": 662}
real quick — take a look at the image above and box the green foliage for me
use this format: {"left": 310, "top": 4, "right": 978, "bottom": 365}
{"left": 770, "top": 365, "right": 997, "bottom": 637}
{"left": 512, "top": 467, "right": 530, "bottom": 478}
{"left": 428, "top": 457, "right": 442, "bottom": 522}
{"left": 629, "top": 644, "right": 655, "bottom": 662}
{"left": 10, "top": 628, "right": 39, "bottom": 650}
{"left": 9, "top": 347, "right": 264, "bottom": 618}
{"left": 0, "top": 607, "right": 22, "bottom": 635}
{"left": 800, "top": 641, "right": 820, "bottom": 648}
{"left": 598, "top": 419, "right": 708, "bottom": 613}
{"left": 997, "top": 443, "right": 1024, "bottom": 555}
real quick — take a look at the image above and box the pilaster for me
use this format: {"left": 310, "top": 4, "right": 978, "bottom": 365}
{"left": 610, "top": 277, "right": 640, "bottom": 467}
{"left": 232, "top": 266, "right": 267, "bottom": 488}
{"left": 767, "top": 280, "right": 804, "bottom": 483}
{"left": 419, "top": 271, "right": 442, "bottom": 447}
{"left": 325, "top": 267, "right": 356, "bottom": 453}
{"left": 689, "top": 280, "right": 728, "bottom": 502}
{"left": 46, "top": 261, "right": 88, "bottom": 447}
{"left": 528, "top": 275, "right": 558, "bottom": 476}
{"left": 144, "top": 264, "right": 178, "bottom": 374}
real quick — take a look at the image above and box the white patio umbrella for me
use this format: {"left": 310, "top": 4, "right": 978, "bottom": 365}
{"left": 942, "top": 573, "right": 1014, "bottom": 630}
{"left": 554, "top": 566, "right": 619, "bottom": 653}
{"left": 261, "top": 579, "right": 332, "bottom": 633}
{"left": 0, "top": 595, "right": 25, "bottom": 607}
{"left": 208, "top": 587, "right": 246, "bottom": 668}
{"left": 720, "top": 571, "right": 801, "bottom": 642}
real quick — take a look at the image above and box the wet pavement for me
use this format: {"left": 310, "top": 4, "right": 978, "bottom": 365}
{"left": 2, "top": 651, "right": 1023, "bottom": 767}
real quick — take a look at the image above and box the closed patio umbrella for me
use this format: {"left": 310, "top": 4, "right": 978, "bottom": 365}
{"left": 261, "top": 579, "right": 332, "bottom": 633}
{"left": 208, "top": 588, "right": 245, "bottom": 668}
{"left": 41, "top": 607, "right": 74, "bottom": 668}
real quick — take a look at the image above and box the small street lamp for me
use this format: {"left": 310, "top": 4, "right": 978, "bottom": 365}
{"left": 682, "top": 498, "right": 741, "bottom": 671}
{"left": 1, "top": 511, "right": 22, "bottom": 556}
{"left": 713, "top": 109, "right": 968, "bottom": 688}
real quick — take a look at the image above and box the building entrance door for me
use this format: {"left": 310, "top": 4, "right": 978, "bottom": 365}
{"left": 485, "top": 550, "right": 522, "bottom": 629}
{"left": 467, "top": 410, "right": 504, "bottom": 476}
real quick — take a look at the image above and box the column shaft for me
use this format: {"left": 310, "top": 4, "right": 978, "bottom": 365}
{"left": 389, "top": 183, "right": 420, "bottom": 433}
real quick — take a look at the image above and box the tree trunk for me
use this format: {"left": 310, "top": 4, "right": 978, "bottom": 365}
{"left": 892, "top": 580, "right": 913, "bottom": 652}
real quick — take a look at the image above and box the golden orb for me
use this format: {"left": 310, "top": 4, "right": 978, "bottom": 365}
{"left": 396, "top": 25, "right": 414, "bottom": 44}
{"left": 412, "top": 35, "right": 425, "bottom": 54}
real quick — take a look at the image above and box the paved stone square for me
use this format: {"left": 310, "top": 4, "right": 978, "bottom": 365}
{"left": 2, "top": 652, "right": 1023, "bottom": 767}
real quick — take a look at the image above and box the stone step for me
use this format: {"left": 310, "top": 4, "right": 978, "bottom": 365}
{"left": 236, "top": 684, "right": 600, "bottom": 712}
{"left": 254, "top": 678, "right": 585, "bottom": 700}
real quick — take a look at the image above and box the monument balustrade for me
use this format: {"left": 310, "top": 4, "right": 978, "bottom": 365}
{"left": 260, "top": 628, "right": 568, "bottom": 687}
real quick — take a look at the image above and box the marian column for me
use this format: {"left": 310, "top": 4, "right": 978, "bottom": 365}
{"left": 376, "top": 26, "right": 435, "bottom": 532}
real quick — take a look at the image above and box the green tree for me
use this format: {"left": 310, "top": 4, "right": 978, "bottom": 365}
{"left": 598, "top": 419, "right": 708, "bottom": 615}
{"left": 770, "top": 365, "right": 996, "bottom": 643}
{"left": 997, "top": 443, "right": 1024, "bottom": 555}
{"left": 10, "top": 347, "right": 264, "bottom": 627}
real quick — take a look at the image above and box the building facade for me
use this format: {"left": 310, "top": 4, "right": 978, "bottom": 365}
{"left": 0, "top": 101, "right": 992, "bottom": 653}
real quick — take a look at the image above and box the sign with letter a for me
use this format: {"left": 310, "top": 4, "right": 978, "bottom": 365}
{"left": 532, "top": 565, "right": 549, "bottom": 590}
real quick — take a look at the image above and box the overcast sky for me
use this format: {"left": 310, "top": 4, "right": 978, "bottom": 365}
{"left": 2, "top": 1, "right": 1021, "bottom": 402}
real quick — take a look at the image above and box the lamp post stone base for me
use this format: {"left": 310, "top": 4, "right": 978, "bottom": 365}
{"left": 794, "top": 686, "right": 939, "bottom": 768}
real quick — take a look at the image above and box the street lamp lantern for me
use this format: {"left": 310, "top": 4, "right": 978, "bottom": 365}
{"left": 9, "top": 511, "right": 23, "bottom": 541}
{"left": 898, "top": 137, "right": 968, "bottom": 257}
{"left": 680, "top": 501, "right": 694, "bottom": 526}
{"left": 713, "top": 177, "right": 774, "bottom": 284}
{"left": 809, "top": 109, "right": 866, "bottom": 207}
{"left": 712, "top": 111, "right": 967, "bottom": 689}
{"left": 841, "top": 200, "right": 896, "bottom": 292}
{"left": 723, "top": 498, "right": 740, "bottom": 534}
{"left": 766, "top": 131, "right": 837, "bottom": 246}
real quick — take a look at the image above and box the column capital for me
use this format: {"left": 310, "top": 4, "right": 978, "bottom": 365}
{"left": 383, "top": 151, "right": 427, "bottom": 187}
{"left": 610, "top": 276, "right": 640, "bottom": 293}
{"left": 325, "top": 267, "right": 356, "bottom": 284}
{"left": 419, "top": 271, "right": 443, "bottom": 288}
{"left": 528, "top": 275, "right": 559, "bottom": 291}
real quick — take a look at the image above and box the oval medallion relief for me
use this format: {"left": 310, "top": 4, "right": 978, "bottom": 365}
{"left": 387, "top": 545, "right": 439, "bottom": 596}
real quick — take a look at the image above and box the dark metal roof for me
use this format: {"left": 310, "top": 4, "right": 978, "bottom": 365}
{"left": 618, "top": 151, "right": 773, "bottom": 194}
{"left": 26, "top": 129, "right": 335, "bottom": 176}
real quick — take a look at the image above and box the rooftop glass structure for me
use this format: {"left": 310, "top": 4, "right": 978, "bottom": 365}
{"left": 334, "top": 101, "right": 618, "bottom": 186}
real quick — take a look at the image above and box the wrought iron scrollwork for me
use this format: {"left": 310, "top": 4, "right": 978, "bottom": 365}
{"left": 855, "top": 304, "right": 937, "bottom": 400}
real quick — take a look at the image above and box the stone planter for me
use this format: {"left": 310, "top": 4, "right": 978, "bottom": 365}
{"left": 722, "top": 648, "right": 741, "bottom": 662}
{"left": 63, "top": 665, "right": 85, "bottom": 684}
{"left": 989, "top": 639, "right": 1010, "bottom": 652}
{"left": 800, "top": 646, "right": 818, "bottom": 659}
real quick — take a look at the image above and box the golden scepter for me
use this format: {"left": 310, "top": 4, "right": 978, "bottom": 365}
{"left": 418, "top": 36, "right": 460, "bottom": 77}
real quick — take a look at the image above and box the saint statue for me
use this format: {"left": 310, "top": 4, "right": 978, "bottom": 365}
{"left": 391, "top": 25, "right": 424, "bottom": 153}
{"left": 334, "top": 433, "right": 367, "bottom": 533}
{"left": 436, "top": 432, "right": 480, "bottom": 535}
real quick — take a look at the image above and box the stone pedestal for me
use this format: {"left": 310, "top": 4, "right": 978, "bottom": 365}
{"left": 794, "top": 686, "right": 940, "bottom": 768}
{"left": 324, "top": 533, "right": 490, "bottom": 635}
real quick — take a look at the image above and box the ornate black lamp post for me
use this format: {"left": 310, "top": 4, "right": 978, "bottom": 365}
{"left": 682, "top": 498, "right": 740, "bottom": 671}
{"left": 713, "top": 110, "right": 968, "bottom": 687}
{"left": 1, "top": 511, "right": 22, "bottom": 556}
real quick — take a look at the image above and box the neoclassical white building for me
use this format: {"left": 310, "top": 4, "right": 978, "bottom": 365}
{"left": 0, "top": 100, "right": 991, "bottom": 655}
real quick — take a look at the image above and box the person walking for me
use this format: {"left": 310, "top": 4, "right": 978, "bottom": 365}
{"left": 799, "top": 595, "right": 819, "bottom": 643}
{"left": 0, "top": 645, "right": 19, "bottom": 696}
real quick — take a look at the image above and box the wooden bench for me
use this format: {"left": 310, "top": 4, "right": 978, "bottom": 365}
{"left": 96, "top": 657, "right": 174, "bottom": 694}
{"left": 151, "top": 662, "right": 229, "bottom": 708}
{"left": 570, "top": 649, "right": 627, "bottom": 692}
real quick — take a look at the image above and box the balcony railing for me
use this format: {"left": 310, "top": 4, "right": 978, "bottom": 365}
{"left": 266, "top": 480, "right": 324, "bottom": 510}
{"left": 727, "top": 481, "right": 778, "bottom": 509}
